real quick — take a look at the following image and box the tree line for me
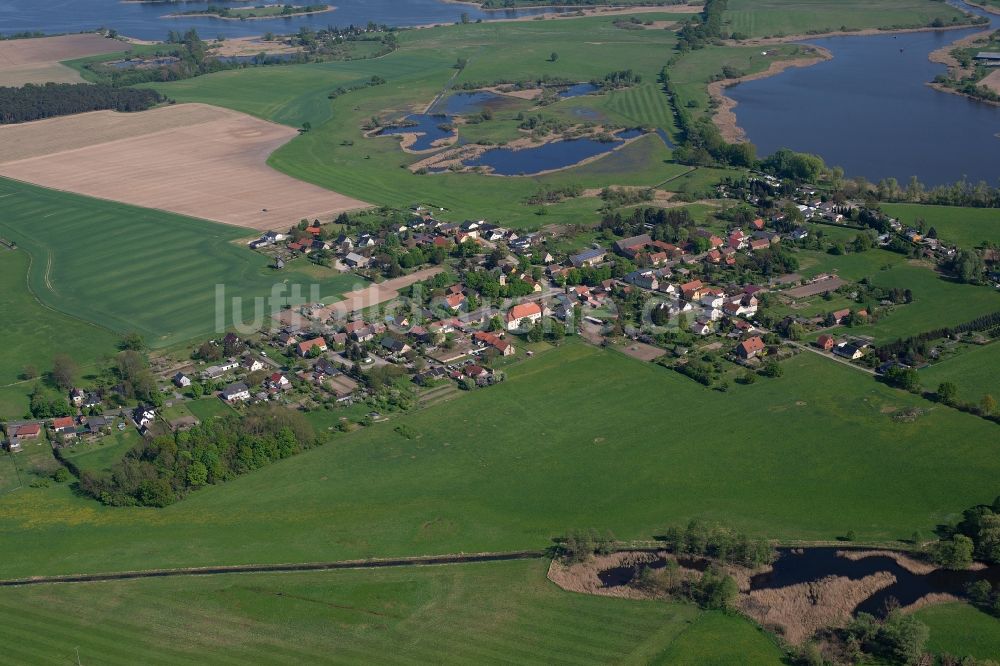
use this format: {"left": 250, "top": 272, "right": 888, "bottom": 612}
{"left": 77, "top": 406, "right": 321, "bottom": 507}
{"left": 0, "top": 83, "right": 164, "bottom": 124}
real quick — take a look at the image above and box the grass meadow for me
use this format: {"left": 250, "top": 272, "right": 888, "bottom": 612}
{"left": 724, "top": 0, "right": 970, "bottom": 37}
{"left": 151, "top": 14, "right": 752, "bottom": 228}
{"left": 0, "top": 559, "right": 784, "bottom": 665}
{"left": 0, "top": 178, "right": 362, "bottom": 349}
{"left": 3, "top": 342, "right": 1000, "bottom": 579}
{"left": 920, "top": 341, "right": 1000, "bottom": 404}
{"left": 881, "top": 203, "right": 1000, "bottom": 248}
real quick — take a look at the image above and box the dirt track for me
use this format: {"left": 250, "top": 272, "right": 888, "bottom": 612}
{"left": 0, "top": 103, "right": 370, "bottom": 230}
{"left": 0, "top": 34, "right": 122, "bottom": 86}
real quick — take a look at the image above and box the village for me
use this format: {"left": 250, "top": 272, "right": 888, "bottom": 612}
{"left": 2, "top": 180, "right": 970, "bottom": 456}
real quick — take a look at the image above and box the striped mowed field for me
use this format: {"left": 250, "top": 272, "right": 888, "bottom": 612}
{"left": 0, "top": 178, "right": 362, "bottom": 348}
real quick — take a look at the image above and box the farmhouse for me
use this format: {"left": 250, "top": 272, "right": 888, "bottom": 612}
{"left": 831, "top": 308, "right": 852, "bottom": 325}
{"left": 202, "top": 359, "right": 239, "bottom": 379}
{"left": 613, "top": 234, "right": 652, "bottom": 256}
{"left": 680, "top": 279, "right": 704, "bottom": 301}
{"left": 267, "top": 373, "right": 291, "bottom": 390}
{"left": 15, "top": 423, "right": 41, "bottom": 439}
{"left": 344, "top": 252, "right": 370, "bottom": 268}
{"left": 221, "top": 382, "right": 251, "bottom": 403}
{"left": 506, "top": 302, "right": 543, "bottom": 331}
{"left": 473, "top": 331, "right": 515, "bottom": 356}
{"left": 736, "top": 336, "right": 766, "bottom": 359}
{"left": 132, "top": 407, "right": 156, "bottom": 429}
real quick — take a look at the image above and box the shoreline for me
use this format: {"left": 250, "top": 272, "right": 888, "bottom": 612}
{"left": 162, "top": 6, "right": 336, "bottom": 21}
{"left": 708, "top": 47, "right": 832, "bottom": 143}
{"left": 709, "top": 15, "right": 994, "bottom": 143}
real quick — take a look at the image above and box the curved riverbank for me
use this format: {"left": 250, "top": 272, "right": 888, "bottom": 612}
{"left": 163, "top": 5, "right": 337, "bottom": 21}
{"left": 708, "top": 47, "right": 832, "bottom": 143}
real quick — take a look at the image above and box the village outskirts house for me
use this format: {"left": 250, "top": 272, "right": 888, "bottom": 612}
{"left": 298, "top": 338, "right": 328, "bottom": 357}
{"left": 173, "top": 372, "right": 192, "bottom": 388}
{"left": 221, "top": 382, "right": 251, "bottom": 403}
{"left": 736, "top": 336, "right": 766, "bottom": 360}
{"left": 506, "top": 302, "right": 543, "bottom": 331}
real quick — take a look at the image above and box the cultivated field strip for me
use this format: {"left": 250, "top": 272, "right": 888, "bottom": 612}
{"left": 0, "top": 103, "right": 369, "bottom": 230}
{"left": 0, "top": 34, "right": 122, "bottom": 86}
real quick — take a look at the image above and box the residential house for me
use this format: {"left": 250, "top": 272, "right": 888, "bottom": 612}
{"left": 50, "top": 418, "right": 75, "bottom": 437}
{"left": 70, "top": 388, "right": 86, "bottom": 407}
{"left": 445, "top": 293, "right": 466, "bottom": 311}
{"left": 613, "top": 234, "right": 652, "bottom": 257}
{"left": 298, "top": 338, "right": 328, "bottom": 357}
{"left": 173, "top": 372, "right": 192, "bottom": 388}
{"left": 241, "top": 356, "right": 265, "bottom": 373}
{"left": 14, "top": 423, "right": 40, "bottom": 440}
{"left": 506, "top": 302, "right": 543, "bottom": 331}
{"left": 680, "top": 279, "right": 705, "bottom": 301}
{"left": 736, "top": 336, "right": 765, "bottom": 359}
{"left": 815, "top": 334, "right": 836, "bottom": 351}
{"left": 700, "top": 289, "right": 725, "bottom": 309}
{"left": 690, "top": 318, "right": 713, "bottom": 336}
{"left": 833, "top": 342, "right": 864, "bottom": 360}
{"left": 380, "top": 336, "right": 412, "bottom": 356}
{"left": 749, "top": 238, "right": 771, "bottom": 252}
{"left": 221, "top": 382, "right": 251, "bottom": 403}
{"left": 623, "top": 270, "right": 658, "bottom": 291}
{"left": 132, "top": 407, "right": 156, "bottom": 429}
{"left": 202, "top": 358, "right": 240, "bottom": 380}
{"left": 473, "top": 331, "right": 515, "bottom": 356}
{"left": 831, "top": 308, "right": 852, "bottom": 325}
{"left": 267, "top": 373, "right": 292, "bottom": 390}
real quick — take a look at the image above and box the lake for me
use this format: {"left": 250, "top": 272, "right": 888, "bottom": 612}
{"left": 0, "top": 0, "right": 571, "bottom": 41}
{"left": 726, "top": 1, "right": 1000, "bottom": 187}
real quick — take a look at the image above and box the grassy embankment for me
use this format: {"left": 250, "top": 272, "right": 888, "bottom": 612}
{"left": 3, "top": 342, "right": 1000, "bottom": 579}
{"left": 0, "top": 559, "right": 785, "bottom": 665}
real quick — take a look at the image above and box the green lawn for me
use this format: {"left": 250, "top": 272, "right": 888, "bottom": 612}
{"left": 186, "top": 397, "right": 237, "bottom": 422}
{"left": 920, "top": 341, "right": 1000, "bottom": 405}
{"left": 61, "top": 430, "right": 142, "bottom": 476}
{"left": 795, "top": 246, "right": 905, "bottom": 281}
{"left": 150, "top": 14, "right": 752, "bottom": 228}
{"left": 724, "top": 0, "right": 971, "bottom": 37}
{"left": 914, "top": 603, "right": 1000, "bottom": 662}
{"left": 881, "top": 203, "right": 1000, "bottom": 249}
{"left": 3, "top": 342, "right": 1000, "bottom": 579}
{"left": 0, "top": 178, "right": 362, "bottom": 350}
{"left": 0, "top": 559, "right": 784, "bottom": 665}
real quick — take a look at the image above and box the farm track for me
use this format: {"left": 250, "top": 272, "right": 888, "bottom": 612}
{"left": 0, "top": 551, "right": 547, "bottom": 588}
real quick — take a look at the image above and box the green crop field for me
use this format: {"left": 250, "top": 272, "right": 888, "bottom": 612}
{"left": 915, "top": 603, "right": 1000, "bottom": 662}
{"left": 920, "top": 342, "right": 1000, "bottom": 405}
{"left": 150, "top": 14, "right": 758, "bottom": 228}
{"left": 724, "top": 0, "right": 970, "bottom": 37}
{"left": 0, "top": 248, "right": 120, "bottom": 390}
{"left": 0, "top": 559, "right": 784, "bottom": 665}
{"left": 2, "top": 341, "right": 1000, "bottom": 579}
{"left": 0, "top": 178, "right": 363, "bottom": 350}
{"left": 881, "top": 203, "right": 1000, "bottom": 248}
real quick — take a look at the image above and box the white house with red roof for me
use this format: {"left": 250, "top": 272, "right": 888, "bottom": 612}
{"left": 506, "top": 302, "right": 543, "bottom": 331}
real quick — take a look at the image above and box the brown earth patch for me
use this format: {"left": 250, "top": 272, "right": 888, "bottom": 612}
{"left": 309, "top": 266, "right": 446, "bottom": 321}
{"left": 0, "top": 34, "right": 124, "bottom": 86}
{"left": 981, "top": 69, "right": 1000, "bottom": 94}
{"left": 209, "top": 36, "right": 303, "bottom": 57}
{"left": 740, "top": 572, "right": 896, "bottom": 644}
{"left": 621, "top": 341, "right": 667, "bottom": 362}
{"left": 0, "top": 103, "right": 369, "bottom": 230}
{"left": 547, "top": 551, "right": 669, "bottom": 600}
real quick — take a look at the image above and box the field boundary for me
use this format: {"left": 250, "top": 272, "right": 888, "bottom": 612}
{"left": 0, "top": 550, "right": 547, "bottom": 587}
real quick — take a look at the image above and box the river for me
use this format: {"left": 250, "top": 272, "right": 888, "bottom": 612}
{"left": 0, "top": 0, "right": 570, "bottom": 41}
{"left": 726, "top": 1, "right": 1000, "bottom": 186}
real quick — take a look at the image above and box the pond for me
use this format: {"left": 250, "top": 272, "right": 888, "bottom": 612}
{"left": 0, "top": 0, "right": 575, "bottom": 41}
{"left": 600, "top": 547, "right": 1000, "bottom": 617}
{"left": 464, "top": 128, "right": 646, "bottom": 176}
{"left": 376, "top": 113, "right": 455, "bottom": 151}
{"left": 725, "top": 0, "right": 1000, "bottom": 186}
{"left": 557, "top": 82, "right": 600, "bottom": 98}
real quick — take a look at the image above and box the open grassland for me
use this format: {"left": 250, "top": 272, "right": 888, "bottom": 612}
{"left": 881, "top": 203, "right": 1000, "bottom": 248}
{"left": 0, "top": 249, "right": 119, "bottom": 390}
{"left": 920, "top": 341, "right": 1000, "bottom": 404}
{"left": 849, "top": 263, "right": 1000, "bottom": 343}
{"left": 0, "top": 178, "right": 363, "bottom": 349}
{"left": 152, "top": 14, "right": 748, "bottom": 228}
{"left": 0, "top": 103, "right": 369, "bottom": 230}
{"left": 0, "top": 559, "right": 783, "bottom": 665}
{"left": 61, "top": 430, "right": 143, "bottom": 476}
{"left": 915, "top": 603, "right": 1000, "bottom": 662}
{"left": 2, "top": 342, "right": 1000, "bottom": 579}
{"left": 795, "top": 245, "right": 907, "bottom": 281}
{"left": 724, "top": 0, "right": 971, "bottom": 38}
{"left": 0, "top": 34, "right": 122, "bottom": 86}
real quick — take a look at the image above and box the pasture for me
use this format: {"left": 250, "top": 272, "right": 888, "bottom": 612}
{"left": 152, "top": 13, "right": 750, "bottom": 228}
{"left": 724, "top": 0, "right": 970, "bottom": 38}
{"left": 881, "top": 202, "right": 1000, "bottom": 248}
{"left": 920, "top": 341, "right": 1000, "bottom": 404}
{"left": 0, "top": 177, "right": 363, "bottom": 349}
{"left": 2, "top": 342, "right": 1000, "bottom": 579}
{"left": 0, "top": 103, "right": 369, "bottom": 230}
{"left": 0, "top": 34, "right": 121, "bottom": 86}
{"left": 915, "top": 603, "right": 1000, "bottom": 661}
{"left": 0, "top": 559, "right": 784, "bottom": 665}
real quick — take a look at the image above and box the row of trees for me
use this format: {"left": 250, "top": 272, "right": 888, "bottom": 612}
{"left": 78, "top": 406, "right": 320, "bottom": 507}
{"left": 0, "top": 83, "right": 163, "bottom": 124}
{"left": 876, "top": 311, "right": 1000, "bottom": 362}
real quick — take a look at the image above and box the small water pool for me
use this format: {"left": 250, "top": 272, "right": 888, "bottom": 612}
{"left": 377, "top": 113, "right": 455, "bottom": 151}
{"left": 465, "top": 128, "right": 645, "bottom": 176}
